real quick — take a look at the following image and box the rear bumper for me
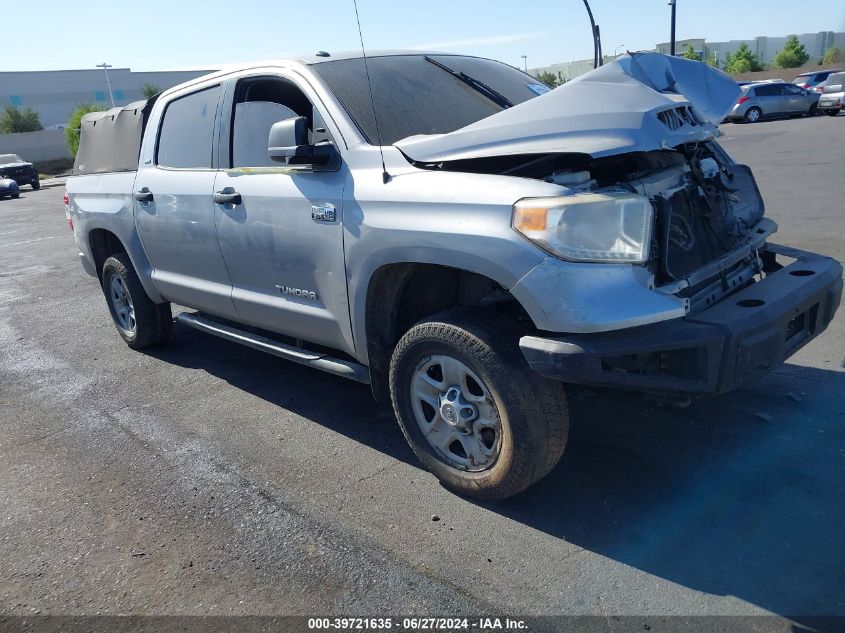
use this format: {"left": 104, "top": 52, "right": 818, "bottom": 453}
{"left": 520, "top": 244, "right": 843, "bottom": 395}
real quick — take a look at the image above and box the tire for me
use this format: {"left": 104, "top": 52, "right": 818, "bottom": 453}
{"left": 30, "top": 179, "right": 40, "bottom": 190}
{"left": 744, "top": 107, "right": 762, "bottom": 123}
{"left": 389, "top": 308, "right": 568, "bottom": 500}
{"left": 809, "top": 103, "right": 818, "bottom": 116}
{"left": 12, "top": 192, "right": 19, "bottom": 199}
{"left": 101, "top": 252, "right": 171, "bottom": 349}
{"left": 826, "top": 110, "right": 839, "bottom": 117}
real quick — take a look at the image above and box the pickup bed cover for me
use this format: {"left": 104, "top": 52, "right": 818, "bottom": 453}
{"left": 72, "top": 99, "right": 154, "bottom": 176}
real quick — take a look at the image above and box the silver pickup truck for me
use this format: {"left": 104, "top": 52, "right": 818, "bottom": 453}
{"left": 66, "top": 51, "right": 843, "bottom": 499}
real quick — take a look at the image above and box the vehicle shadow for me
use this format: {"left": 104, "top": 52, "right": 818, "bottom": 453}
{"left": 150, "top": 321, "right": 845, "bottom": 622}
{"left": 147, "top": 320, "right": 417, "bottom": 466}
{"left": 483, "top": 364, "right": 845, "bottom": 623}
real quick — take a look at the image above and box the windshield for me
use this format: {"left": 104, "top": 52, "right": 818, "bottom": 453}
{"left": 312, "top": 54, "right": 549, "bottom": 145}
{"left": 0, "top": 154, "right": 24, "bottom": 164}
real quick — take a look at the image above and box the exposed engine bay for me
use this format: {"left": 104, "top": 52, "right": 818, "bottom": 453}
{"left": 418, "top": 141, "right": 768, "bottom": 312}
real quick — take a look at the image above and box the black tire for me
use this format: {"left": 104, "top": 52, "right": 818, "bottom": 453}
{"left": 389, "top": 308, "right": 568, "bottom": 500}
{"left": 30, "top": 179, "right": 40, "bottom": 190}
{"left": 101, "top": 252, "right": 171, "bottom": 349}
{"left": 12, "top": 192, "right": 19, "bottom": 199}
{"left": 809, "top": 103, "right": 818, "bottom": 116}
{"left": 826, "top": 110, "right": 839, "bottom": 117}
{"left": 744, "top": 107, "right": 762, "bottom": 123}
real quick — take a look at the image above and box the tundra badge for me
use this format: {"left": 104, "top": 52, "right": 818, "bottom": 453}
{"left": 275, "top": 285, "right": 318, "bottom": 301}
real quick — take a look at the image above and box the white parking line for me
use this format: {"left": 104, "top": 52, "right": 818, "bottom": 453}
{"left": 1, "top": 236, "right": 57, "bottom": 248}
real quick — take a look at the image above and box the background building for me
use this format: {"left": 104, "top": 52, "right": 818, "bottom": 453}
{"left": 530, "top": 30, "right": 844, "bottom": 82}
{"left": 0, "top": 67, "right": 213, "bottom": 128}
{"left": 656, "top": 31, "right": 843, "bottom": 67}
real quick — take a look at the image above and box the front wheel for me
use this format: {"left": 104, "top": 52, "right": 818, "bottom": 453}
{"left": 389, "top": 309, "right": 568, "bottom": 500}
{"left": 101, "top": 253, "right": 171, "bottom": 349}
{"left": 745, "top": 107, "right": 762, "bottom": 123}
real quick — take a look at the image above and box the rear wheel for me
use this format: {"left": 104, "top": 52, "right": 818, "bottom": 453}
{"left": 101, "top": 253, "right": 171, "bottom": 349}
{"left": 30, "top": 179, "right": 40, "bottom": 190}
{"left": 809, "top": 103, "right": 818, "bottom": 116}
{"left": 744, "top": 107, "right": 762, "bottom": 123}
{"left": 389, "top": 309, "right": 568, "bottom": 500}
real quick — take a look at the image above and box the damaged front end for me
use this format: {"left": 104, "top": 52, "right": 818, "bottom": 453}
{"left": 398, "top": 53, "right": 843, "bottom": 394}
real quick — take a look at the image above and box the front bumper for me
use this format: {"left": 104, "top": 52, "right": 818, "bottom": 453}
{"left": 520, "top": 244, "right": 842, "bottom": 395}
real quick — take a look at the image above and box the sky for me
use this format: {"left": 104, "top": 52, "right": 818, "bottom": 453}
{"left": 9, "top": 0, "right": 845, "bottom": 72}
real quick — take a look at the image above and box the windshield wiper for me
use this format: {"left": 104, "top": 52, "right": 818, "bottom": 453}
{"left": 424, "top": 56, "right": 513, "bottom": 110}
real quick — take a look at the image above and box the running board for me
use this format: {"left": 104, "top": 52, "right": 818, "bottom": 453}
{"left": 175, "top": 312, "right": 370, "bottom": 384}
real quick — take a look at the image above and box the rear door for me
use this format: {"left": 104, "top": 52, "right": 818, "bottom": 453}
{"left": 211, "top": 73, "right": 355, "bottom": 355}
{"left": 134, "top": 84, "right": 239, "bottom": 319}
{"left": 754, "top": 84, "right": 782, "bottom": 115}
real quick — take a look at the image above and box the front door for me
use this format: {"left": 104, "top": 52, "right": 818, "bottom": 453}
{"left": 212, "top": 75, "right": 354, "bottom": 355}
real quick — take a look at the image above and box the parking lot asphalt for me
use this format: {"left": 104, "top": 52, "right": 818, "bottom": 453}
{"left": 1, "top": 115, "right": 843, "bottom": 626}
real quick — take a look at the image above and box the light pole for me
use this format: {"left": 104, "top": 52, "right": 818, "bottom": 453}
{"left": 521, "top": 55, "right": 528, "bottom": 73}
{"left": 96, "top": 62, "right": 115, "bottom": 107}
{"left": 614, "top": 44, "right": 626, "bottom": 57}
{"left": 668, "top": 0, "right": 677, "bottom": 56}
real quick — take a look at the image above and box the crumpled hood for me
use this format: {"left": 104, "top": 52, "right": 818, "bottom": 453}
{"left": 396, "top": 52, "right": 741, "bottom": 163}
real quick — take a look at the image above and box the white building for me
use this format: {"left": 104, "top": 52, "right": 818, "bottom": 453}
{"left": 0, "top": 67, "right": 214, "bottom": 128}
{"left": 530, "top": 31, "right": 844, "bottom": 82}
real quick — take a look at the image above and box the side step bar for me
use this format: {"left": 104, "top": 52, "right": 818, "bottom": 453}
{"left": 175, "top": 312, "right": 370, "bottom": 384}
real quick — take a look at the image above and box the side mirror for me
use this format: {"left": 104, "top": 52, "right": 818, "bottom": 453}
{"left": 268, "top": 116, "right": 334, "bottom": 167}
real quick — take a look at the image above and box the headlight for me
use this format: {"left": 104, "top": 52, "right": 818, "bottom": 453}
{"left": 512, "top": 192, "right": 654, "bottom": 263}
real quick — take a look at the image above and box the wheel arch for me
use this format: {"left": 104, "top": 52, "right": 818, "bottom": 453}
{"left": 86, "top": 226, "right": 165, "bottom": 303}
{"left": 362, "top": 261, "right": 535, "bottom": 403}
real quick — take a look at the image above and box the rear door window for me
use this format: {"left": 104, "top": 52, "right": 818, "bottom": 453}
{"left": 157, "top": 86, "right": 221, "bottom": 168}
{"left": 754, "top": 84, "right": 779, "bottom": 97}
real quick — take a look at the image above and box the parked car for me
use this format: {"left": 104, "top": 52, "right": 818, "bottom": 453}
{"left": 816, "top": 72, "right": 845, "bottom": 116}
{"left": 793, "top": 69, "right": 842, "bottom": 90}
{"left": 65, "top": 52, "right": 842, "bottom": 499}
{"left": 0, "top": 176, "right": 20, "bottom": 199}
{"left": 0, "top": 154, "right": 39, "bottom": 190}
{"left": 726, "top": 81, "right": 820, "bottom": 122}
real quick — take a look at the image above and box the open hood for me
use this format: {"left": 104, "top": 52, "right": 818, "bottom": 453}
{"left": 396, "top": 52, "right": 741, "bottom": 164}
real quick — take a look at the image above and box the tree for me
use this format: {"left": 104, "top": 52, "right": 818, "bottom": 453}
{"left": 682, "top": 44, "right": 700, "bottom": 61}
{"left": 772, "top": 35, "right": 809, "bottom": 69}
{"left": 0, "top": 105, "right": 44, "bottom": 133}
{"left": 66, "top": 104, "right": 107, "bottom": 156}
{"left": 141, "top": 83, "right": 161, "bottom": 99}
{"left": 723, "top": 43, "right": 763, "bottom": 74}
{"left": 536, "top": 70, "right": 563, "bottom": 88}
{"left": 822, "top": 47, "right": 843, "bottom": 65}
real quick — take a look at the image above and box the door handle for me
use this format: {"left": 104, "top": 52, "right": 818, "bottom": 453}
{"left": 134, "top": 187, "right": 153, "bottom": 202}
{"left": 213, "top": 188, "right": 242, "bottom": 205}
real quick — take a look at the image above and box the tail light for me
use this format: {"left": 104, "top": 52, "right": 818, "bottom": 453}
{"left": 737, "top": 96, "right": 750, "bottom": 105}
{"left": 64, "top": 191, "right": 73, "bottom": 231}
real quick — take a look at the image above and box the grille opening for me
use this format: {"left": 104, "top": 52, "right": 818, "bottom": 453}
{"left": 785, "top": 313, "right": 806, "bottom": 342}
{"left": 789, "top": 270, "right": 815, "bottom": 277}
{"left": 600, "top": 348, "right": 703, "bottom": 381}
{"left": 737, "top": 299, "right": 765, "bottom": 308}
{"left": 785, "top": 303, "right": 819, "bottom": 349}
